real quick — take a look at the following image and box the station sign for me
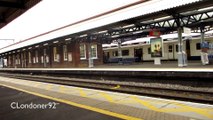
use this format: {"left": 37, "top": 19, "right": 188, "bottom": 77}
{"left": 149, "top": 29, "right": 160, "bottom": 37}
{"left": 201, "top": 41, "right": 209, "bottom": 48}
{"left": 209, "top": 43, "right": 213, "bottom": 49}
{"left": 150, "top": 37, "right": 163, "bottom": 57}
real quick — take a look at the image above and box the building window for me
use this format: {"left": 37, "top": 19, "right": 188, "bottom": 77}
{"left": 41, "top": 56, "right": 44, "bottom": 63}
{"left": 196, "top": 43, "right": 201, "bottom": 50}
{"left": 35, "top": 50, "right": 39, "bottom": 63}
{"left": 8, "top": 56, "right": 11, "bottom": 65}
{"left": 28, "top": 52, "right": 31, "bottom": 63}
{"left": 148, "top": 47, "right": 151, "bottom": 54}
{"left": 122, "top": 50, "right": 129, "bottom": 56}
{"left": 68, "top": 52, "right": 72, "bottom": 62}
{"left": 53, "top": 47, "right": 59, "bottom": 62}
{"left": 63, "top": 45, "right": 68, "bottom": 61}
{"left": 91, "top": 44, "right": 97, "bottom": 59}
{"left": 16, "top": 54, "right": 20, "bottom": 65}
{"left": 80, "top": 44, "right": 86, "bottom": 59}
{"left": 112, "top": 51, "right": 118, "bottom": 57}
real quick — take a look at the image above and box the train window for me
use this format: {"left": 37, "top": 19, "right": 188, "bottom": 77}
{"left": 91, "top": 44, "right": 97, "bottom": 59}
{"left": 63, "top": 45, "right": 68, "bottom": 61}
{"left": 148, "top": 47, "right": 151, "bottom": 54}
{"left": 28, "top": 52, "right": 31, "bottom": 63}
{"left": 122, "top": 50, "right": 129, "bottom": 56}
{"left": 196, "top": 43, "right": 201, "bottom": 50}
{"left": 112, "top": 51, "right": 118, "bottom": 57}
{"left": 169, "top": 45, "right": 173, "bottom": 52}
{"left": 80, "top": 44, "right": 86, "bottom": 60}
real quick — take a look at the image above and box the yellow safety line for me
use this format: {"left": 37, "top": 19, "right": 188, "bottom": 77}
{"left": 59, "top": 85, "right": 66, "bottom": 93}
{"left": 131, "top": 96, "right": 161, "bottom": 112}
{"left": 99, "top": 92, "right": 115, "bottom": 103}
{"left": 77, "top": 88, "right": 87, "bottom": 97}
{"left": 46, "top": 84, "right": 53, "bottom": 90}
{"left": 132, "top": 96, "right": 213, "bottom": 119}
{"left": 172, "top": 102, "right": 213, "bottom": 119}
{"left": 0, "top": 83, "right": 142, "bottom": 120}
{"left": 33, "top": 83, "right": 40, "bottom": 87}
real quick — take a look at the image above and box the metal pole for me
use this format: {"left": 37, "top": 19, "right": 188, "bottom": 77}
{"left": 200, "top": 27, "right": 208, "bottom": 65}
{"left": 118, "top": 39, "right": 122, "bottom": 58}
{"left": 177, "top": 27, "right": 184, "bottom": 67}
{"left": 88, "top": 36, "right": 94, "bottom": 68}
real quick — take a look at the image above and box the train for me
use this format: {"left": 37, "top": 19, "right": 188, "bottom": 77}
{"left": 103, "top": 33, "right": 213, "bottom": 63}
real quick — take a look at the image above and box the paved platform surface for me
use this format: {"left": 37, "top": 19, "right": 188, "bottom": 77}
{"left": 0, "top": 86, "right": 120, "bottom": 120}
{"left": 0, "top": 76, "right": 213, "bottom": 120}
{"left": 1, "top": 61, "right": 213, "bottom": 72}
{"left": 96, "top": 61, "right": 213, "bottom": 69}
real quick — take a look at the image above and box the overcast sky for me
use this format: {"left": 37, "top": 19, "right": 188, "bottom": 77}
{"left": 0, "top": 0, "right": 139, "bottom": 48}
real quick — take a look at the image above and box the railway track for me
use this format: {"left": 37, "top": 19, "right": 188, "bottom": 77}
{"left": 0, "top": 72, "right": 212, "bottom": 104}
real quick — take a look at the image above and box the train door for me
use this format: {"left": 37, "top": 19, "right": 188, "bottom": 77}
{"left": 103, "top": 52, "right": 109, "bottom": 63}
{"left": 168, "top": 44, "right": 175, "bottom": 60}
{"left": 43, "top": 49, "right": 47, "bottom": 67}
{"left": 134, "top": 48, "right": 143, "bottom": 62}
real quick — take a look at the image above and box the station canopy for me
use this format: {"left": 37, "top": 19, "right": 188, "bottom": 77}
{"left": 0, "top": 0, "right": 213, "bottom": 54}
{"left": 0, "top": 0, "right": 41, "bottom": 29}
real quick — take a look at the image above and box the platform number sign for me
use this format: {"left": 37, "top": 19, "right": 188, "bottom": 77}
{"left": 150, "top": 37, "right": 163, "bottom": 57}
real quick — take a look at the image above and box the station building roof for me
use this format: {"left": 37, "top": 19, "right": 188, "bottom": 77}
{"left": 0, "top": 0, "right": 41, "bottom": 29}
{"left": 0, "top": 0, "right": 212, "bottom": 55}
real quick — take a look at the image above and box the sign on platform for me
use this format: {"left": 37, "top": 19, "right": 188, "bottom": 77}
{"left": 150, "top": 37, "right": 163, "bottom": 57}
{"left": 183, "top": 27, "right": 191, "bottom": 35}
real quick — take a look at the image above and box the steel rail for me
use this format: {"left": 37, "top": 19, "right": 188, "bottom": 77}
{"left": 0, "top": 73, "right": 212, "bottom": 104}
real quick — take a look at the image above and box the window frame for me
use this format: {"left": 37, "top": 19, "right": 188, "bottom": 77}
{"left": 122, "top": 49, "right": 129, "bottom": 56}
{"left": 91, "top": 44, "right": 98, "bottom": 59}
{"left": 196, "top": 43, "right": 201, "bottom": 50}
{"left": 63, "top": 45, "right": 68, "bottom": 61}
{"left": 112, "top": 51, "right": 118, "bottom": 57}
{"left": 80, "top": 44, "right": 86, "bottom": 60}
{"left": 28, "top": 51, "right": 31, "bottom": 63}
{"left": 53, "top": 47, "right": 59, "bottom": 62}
{"left": 35, "top": 50, "right": 39, "bottom": 63}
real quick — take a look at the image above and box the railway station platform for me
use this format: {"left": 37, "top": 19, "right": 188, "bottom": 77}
{"left": 0, "top": 76, "right": 212, "bottom": 120}
{"left": 96, "top": 60, "right": 213, "bottom": 69}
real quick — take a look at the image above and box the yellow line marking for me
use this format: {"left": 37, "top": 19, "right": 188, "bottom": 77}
{"left": 172, "top": 102, "right": 213, "bottom": 119}
{"left": 33, "top": 83, "right": 40, "bottom": 87}
{"left": 131, "top": 96, "right": 161, "bottom": 112}
{"left": 77, "top": 88, "right": 87, "bottom": 97}
{"left": 46, "top": 84, "right": 53, "bottom": 90}
{"left": 111, "top": 85, "right": 120, "bottom": 89}
{"left": 0, "top": 83, "right": 142, "bottom": 120}
{"left": 132, "top": 96, "right": 213, "bottom": 119}
{"left": 59, "top": 85, "right": 66, "bottom": 93}
{"left": 99, "top": 92, "right": 115, "bottom": 103}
